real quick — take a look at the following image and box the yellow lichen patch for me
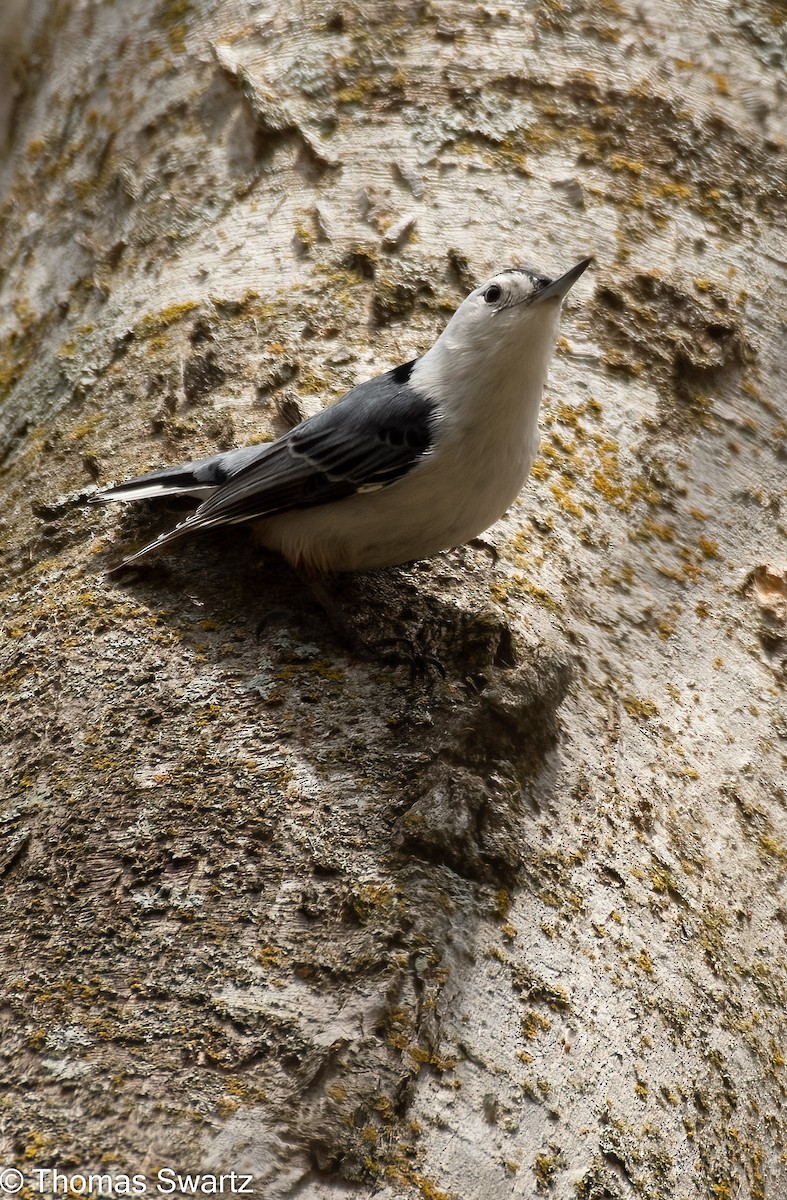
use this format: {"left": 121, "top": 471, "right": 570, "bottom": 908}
{"left": 253, "top": 944, "right": 285, "bottom": 968}
{"left": 630, "top": 518, "right": 675, "bottom": 544}
{"left": 485, "top": 139, "right": 530, "bottom": 175}
{"left": 602, "top": 350, "right": 645, "bottom": 376}
{"left": 349, "top": 881, "right": 403, "bottom": 923}
{"left": 336, "top": 77, "right": 375, "bottom": 105}
{"left": 759, "top": 834, "right": 787, "bottom": 866}
{"left": 591, "top": 435, "right": 629, "bottom": 508}
{"left": 383, "top": 1166, "right": 451, "bottom": 1200}
{"left": 622, "top": 695, "right": 659, "bottom": 720}
{"left": 407, "top": 1046, "right": 457, "bottom": 1072}
{"left": 533, "top": 1149, "right": 562, "bottom": 1192}
{"left": 707, "top": 71, "right": 730, "bottom": 96}
{"left": 23, "top": 1130, "right": 48, "bottom": 1159}
{"left": 522, "top": 1009, "right": 552, "bottom": 1040}
{"left": 549, "top": 480, "right": 585, "bottom": 519}
{"left": 68, "top": 412, "right": 104, "bottom": 441}
{"left": 216, "top": 1096, "right": 239, "bottom": 1116}
{"left": 137, "top": 301, "right": 199, "bottom": 341}
{"left": 160, "top": 0, "right": 193, "bottom": 55}
{"left": 608, "top": 155, "right": 644, "bottom": 175}
{"left": 297, "top": 369, "right": 330, "bottom": 396}
{"left": 657, "top": 603, "right": 681, "bottom": 635}
{"left": 655, "top": 181, "right": 692, "bottom": 201}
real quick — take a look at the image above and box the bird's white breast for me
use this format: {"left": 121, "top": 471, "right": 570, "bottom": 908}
{"left": 256, "top": 313, "right": 556, "bottom": 573}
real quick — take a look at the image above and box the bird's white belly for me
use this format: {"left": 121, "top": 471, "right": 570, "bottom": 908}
{"left": 256, "top": 423, "right": 540, "bottom": 573}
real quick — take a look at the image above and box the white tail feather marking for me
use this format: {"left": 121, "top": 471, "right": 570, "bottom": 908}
{"left": 97, "top": 483, "right": 216, "bottom": 503}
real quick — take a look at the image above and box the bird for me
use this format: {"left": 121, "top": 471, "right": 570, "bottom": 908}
{"left": 92, "top": 257, "right": 592, "bottom": 573}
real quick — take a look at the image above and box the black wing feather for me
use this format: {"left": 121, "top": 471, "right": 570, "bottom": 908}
{"left": 181, "top": 366, "right": 434, "bottom": 531}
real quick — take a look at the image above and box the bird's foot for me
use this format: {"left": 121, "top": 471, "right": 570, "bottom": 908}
{"left": 369, "top": 633, "right": 447, "bottom": 682}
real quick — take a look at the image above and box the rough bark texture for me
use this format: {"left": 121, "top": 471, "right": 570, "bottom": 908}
{"left": 1, "top": 2, "right": 786, "bottom": 1198}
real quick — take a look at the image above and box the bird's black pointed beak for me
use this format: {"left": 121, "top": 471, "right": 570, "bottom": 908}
{"left": 534, "top": 257, "right": 593, "bottom": 303}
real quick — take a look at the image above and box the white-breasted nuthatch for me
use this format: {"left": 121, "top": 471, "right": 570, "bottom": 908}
{"left": 93, "top": 258, "right": 592, "bottom": 572}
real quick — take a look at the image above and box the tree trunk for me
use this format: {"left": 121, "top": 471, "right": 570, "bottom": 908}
{"left": 1, "top": 2, "right": 785, "bottom": 1198}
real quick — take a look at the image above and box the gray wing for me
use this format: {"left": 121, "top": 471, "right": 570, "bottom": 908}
{"left": 191, "top": 365, "right": 433, "bottom": 529}
{"left": 112, "top": 362, "right": 435, "bottom": 560}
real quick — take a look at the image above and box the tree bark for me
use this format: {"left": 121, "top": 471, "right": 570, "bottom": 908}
{"left": 1, "top": 2, "right": 786, "bottom": 1198}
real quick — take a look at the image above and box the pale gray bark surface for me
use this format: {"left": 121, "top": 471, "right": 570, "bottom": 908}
{"left": 1, "top": 2, "right": 786, "bottom": 1198}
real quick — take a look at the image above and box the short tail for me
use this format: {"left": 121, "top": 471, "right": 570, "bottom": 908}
{"left": 90, "top": 471, "right": 215, "bottom": 506}
{"left": 91, "top": 442, "right": 269, "bottom": 507}
{"left": 94, "top": 444, "right": 271, "bottom": 567}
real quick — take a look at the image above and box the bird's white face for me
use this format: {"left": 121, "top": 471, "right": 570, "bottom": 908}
{"left": 454, "top": 269, "right": 557, "bottom": 354}
{"left": 412, "top": 257, "right": 591, "bottom": 410}
{"left": 453, "top": 260, "right": 590, "bottom": 355}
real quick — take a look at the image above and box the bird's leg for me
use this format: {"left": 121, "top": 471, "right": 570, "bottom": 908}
{"left": 295, "top": 571, "right": 373, "bottom": 657}
{"left": 292, "top": 569, "right": 446, "bottom": 681}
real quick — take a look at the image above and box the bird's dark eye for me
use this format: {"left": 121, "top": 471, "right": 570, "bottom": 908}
{"left": 484, "top": 284, "right": 502, "bottom": 305}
